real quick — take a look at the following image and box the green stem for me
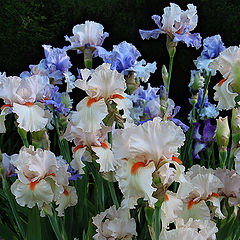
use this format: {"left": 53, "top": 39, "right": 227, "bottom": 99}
{"left": 47, "top": 212, "right": 65, "bottom": 240}
{"left": 17, "top": 128, "right": 29, "bottom": 147}
{"left": 166, "top": 55, "right": 175, "bottom": 98}
{"left": 212, "top": 143, "right": 216, "bottom": 169}
{"left": 52, "top": 111, "right": 71, "bottom": 162}
{"left": 181, "top": 125, "right": 194, "bottom": 168}
{"left": 154, "top": 196, "right": 164, "bottom": 240}
{"left": 154, "top": 206, "right": 161, "bottom": 240}
{"left": 0, "top": 169, "right": 26, "bottom": 239}
{"left": 219, "top": 149, "right": 228, "bottom": 168}
{"left": 107, "top": 182, "right": 119, "bottom": 208}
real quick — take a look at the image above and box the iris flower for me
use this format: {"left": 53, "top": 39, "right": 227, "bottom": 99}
{"left": 139, "top": 3, "right": 201, "bottom": 49}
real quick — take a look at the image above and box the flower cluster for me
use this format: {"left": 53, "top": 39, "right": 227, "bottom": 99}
{"left": 1, "top": 2, "right": 240, "bottom": 240}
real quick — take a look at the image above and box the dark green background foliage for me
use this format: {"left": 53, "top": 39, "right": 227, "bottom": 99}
{"left": 0, "top": 0, "right": 240, "bottom": 107}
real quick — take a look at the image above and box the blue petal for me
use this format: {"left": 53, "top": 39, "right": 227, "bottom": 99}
{"left": 201, "top": 35, "right": 225, "bottom": 59}
{"left": 173, "top": 32, "right": 202, "bottom": 49}
{"left": 139, "top": 29, "right": 164, "bottom": 40}
{"left": 151, "top": 15, "right": 162, "bottom": 28}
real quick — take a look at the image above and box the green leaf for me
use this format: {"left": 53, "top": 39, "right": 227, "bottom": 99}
{"left": 145, "top": 206, "right": 154, "bottom": 226}
{"left": 27, "top": 206, "right": 41, "bottom": 240}
{"left": 0, "top": 224, "right": 16, "bottom": 240}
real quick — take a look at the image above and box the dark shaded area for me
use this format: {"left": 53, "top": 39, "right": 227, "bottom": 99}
{"left": 0, "top": 0, "right": 240, "bottom": 115}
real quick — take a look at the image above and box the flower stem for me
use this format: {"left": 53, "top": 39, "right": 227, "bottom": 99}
{"left": 52, "top": 111, "right": 71, "bottom": 162}
{"left": 166, "top": 55, "right": 175, "bottom": 98}
{"left": 154, "top": 196, "right": 164, "bottom": 240}
{"left": 107, "top": 182, "right": 119, "bottom": 208}
{"left": 219, "top": 149, "right": 228, "bottom": 168}
{"left": 47, "top": 212, "right": 65, "bottom": 240}
{"left": 0, "top": 169, "right": 26, "bottom": 239}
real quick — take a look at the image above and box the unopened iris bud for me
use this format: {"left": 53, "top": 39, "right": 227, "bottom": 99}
{"left": 215, "top": 116, "right": 230, "bottom": 150}
{"left": 162, "top": 65, "right": 168, "bottom": 88}
{"left": 231, "top": 107, "right": 240, "bottom": 133}
{"left": 231, "top": 60, "right": 240, "bottom": 94}
{"left": 83, "top": 43, "right": 93, "bottom": 69}
{"left": 166, "top": 35, "right": 177, "bottom": 58}
{"left": 61, "top": 92, "right": 73, "bottom": 110}
{"left": 160, "top": 86, "right": 168, "bottom": 120}
{"left": 190, "top": 93, "right": 198, "bottom": 106}
{"left": 188, "top": 70, "right": 204, "bottom": 95}
{"left": 125, "top": 71, "right": 139, "bottom": 94}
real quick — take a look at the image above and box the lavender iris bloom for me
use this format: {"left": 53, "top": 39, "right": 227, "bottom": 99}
{"left": 44, "top": 86, "right": 70, "bottom": 115}
{"left": 68, "top": 164, "right": 82, "bottom": 181}
{"left": 201, "top": 35, "right": 225, "bottom": 59}
{"left": 20, "top": 45, "right": 72, "bottom": 84}
{"left": 129, "top": 84, "right": 189, "bottom": 131}
{"left": 43, "top": 45, "right": 72, "bottom": 80}
{"left": 194, "top": 35, "right": 225, "bottom": 75}
{"left": 2, "top": 153, "right": 16, "bottom": 177}
{"left": 97, "top": 41, "right": 141, "bottom": 73}
{"left": 192, "top": 119, "right": 216, "bottom": 159}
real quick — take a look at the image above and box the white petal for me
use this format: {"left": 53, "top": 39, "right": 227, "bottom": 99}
{"left": 71, "top": 97, "right": 108, "bottom": 132}
{"left": 11, "top": 179, "right": 54, "bottom": 208}
{"left": 129, "top": 118, "right": 185, "bottom": 163}
{"left": 13, "top": 102, "right": 51, "bottom": 132}
{"left": 83, "top": 63, "right": 126, "bottom": 99}
{"left": 207, "top": 197, "right": 225, "bottom": 219}
{"left": 209, "top": 46, "right": 240, "bottom": 77}
{"left": 71, "top": 147, "right": 87, "bottom": 174}
{"left": 180, "top": 201, "right": 211, "bottom": 223}
{"left": 161, "top": 191, "right": 183, "bottom": 228}
{"left": 92, "top": 144, "right": 118, "bottom": 172}
{"left": 55, "top": 186, "right": 78, "bottom": 217}
{"left": 213, "top": 78, "right": 237, "bottom": 110}
{"left": 116, "top": 159, "right": 157, "bottom": 208}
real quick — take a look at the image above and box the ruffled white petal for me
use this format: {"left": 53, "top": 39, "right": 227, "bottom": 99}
{"left": 128, "top": 118, "right": 185, "bottom": 164}
{"left": 11, "top": 179, "right": 54, "bottom": 208}
{"left": 161, "top": 191, "right": 183, "bottom": 228}
{"left": 115, "top": 159, "right": 157, "bottom": 208}
{"left": 213, "top": 78, "right": 237, "bottom": 110}
{"left": 92, "top": 143, "right": 118, "bottom": 172}
{"left": 72, "top": 21, "right": 106, "bottom": 47}
{"left": 55, "top": 186, "right": 78, "bottom": 217}
{"left": 70, "top": 147, "right": 87, "bottom": 174}
{"left": 11, "top": 146, "right": 58, "bottom": 184}
{"left": 92, "top": 205, "right": 137, "bottom": 239}
{"left": 71, "top": 97, "right": 108, "bottom": 132}
{"left": 209, "top": 46, "right": 240, "bottom": 78}
{"left": 13, "top": 102, "right": 51, "bottom": 132}
{"left": 79, "top": 63, "right": 126, "bottom": 99}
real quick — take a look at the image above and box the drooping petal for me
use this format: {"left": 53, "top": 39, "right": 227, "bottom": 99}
{"left": 115, "top": 159, "right": 157, "bottom": 208}
{"left": 70, "top": 147, "right": 87, "bottom": 174}
{"left": 11, "top": 179, "right": 54, "bottom": 208}
{"left": 13, "top": 102, "right": 51, "bottom": 132}
{"left": 55, "top": 186, "right": 78, "bottom": 217}
{"left": 92, "top": 143, "right": 119, "bottom": 172}
{"left": 71, "top": 97, "right": 108, "bottom": 132}
{"left": 161, "top": 191, "right": 183, "bottom": 228}
{"left": 213, "top": 78, "right": 238, "bottom": 110}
